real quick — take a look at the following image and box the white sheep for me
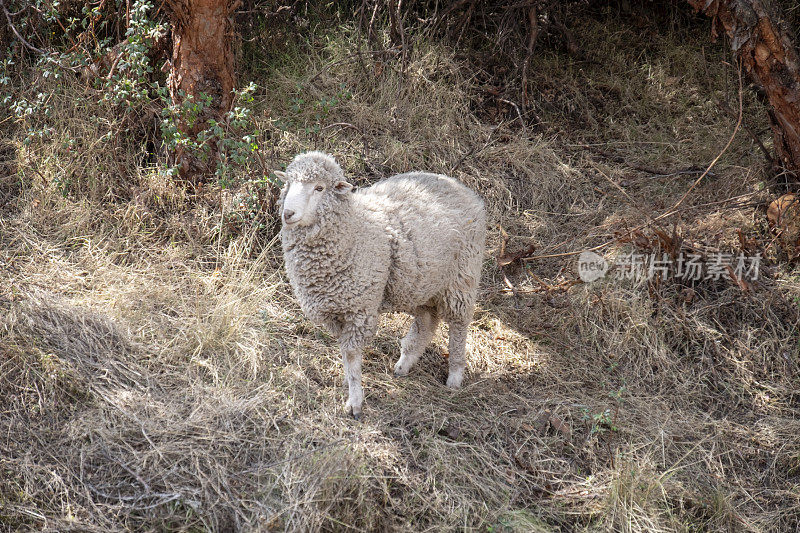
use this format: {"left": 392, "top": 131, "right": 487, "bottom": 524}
{"left": 277, "top": 151, "right": 485, "bottom": 419}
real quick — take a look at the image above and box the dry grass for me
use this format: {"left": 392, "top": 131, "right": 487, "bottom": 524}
{"left": 2, "top": 8, "right": 800, "bottom": 532}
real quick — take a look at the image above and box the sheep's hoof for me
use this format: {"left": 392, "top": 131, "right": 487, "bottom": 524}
{"left": 393, "top": 360, "right": 410, "bottom": 377}
{"left": 345, "top": 400, "right": 362, "bottom": 420}
{"left": 446, "top": 372, "right": 464, "bottom": 389}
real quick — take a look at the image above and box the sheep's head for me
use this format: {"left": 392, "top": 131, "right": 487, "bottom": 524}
{"left": 276, "top": 151, "right": 354, "bottom": 228}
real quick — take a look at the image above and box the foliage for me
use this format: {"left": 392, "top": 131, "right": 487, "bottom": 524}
{"left": 1, "top": 0, "right": 266, "bottom": 199}
{"left": 160, "top": 82, "right": 263, "bottom": 188}
{"left": 99, "top": 0, "right": 166, "bottom": 107}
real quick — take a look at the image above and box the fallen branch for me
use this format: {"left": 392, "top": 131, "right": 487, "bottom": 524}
{"left": 1, "top": 0, "right": 48, "bottom": 55}
{"left": 583, "top": 147, "right": 718, "bottom": 179}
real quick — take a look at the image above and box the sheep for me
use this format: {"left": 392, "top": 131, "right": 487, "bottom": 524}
{"left": 276, "top": 151, "right": 485, "bottom": 419}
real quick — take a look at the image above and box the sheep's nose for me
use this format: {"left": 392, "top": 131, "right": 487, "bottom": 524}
{"left": 283, "top": 209, "right": 295, "bottom": 222}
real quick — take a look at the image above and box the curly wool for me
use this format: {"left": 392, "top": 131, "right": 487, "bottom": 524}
{"left": 280, "top": 151, "right": 485, "bottom": 416}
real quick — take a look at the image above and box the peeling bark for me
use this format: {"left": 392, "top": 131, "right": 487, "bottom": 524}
{"left": 165, "top": 0, "right": 240, "bottom": 183}
{"left": 689, "top": 0, "right": 800, "bottom": 174}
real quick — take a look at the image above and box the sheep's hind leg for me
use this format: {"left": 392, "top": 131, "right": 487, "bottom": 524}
{"left": 446, "top": 321, "right": 468, "bottom": 389}
{"left": 394, "top": 307, "right": 439, "bottom": 377}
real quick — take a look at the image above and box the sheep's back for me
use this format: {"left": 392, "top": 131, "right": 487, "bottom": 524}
{"left": 363, "top": 173, "right": 485, "bottom": 312}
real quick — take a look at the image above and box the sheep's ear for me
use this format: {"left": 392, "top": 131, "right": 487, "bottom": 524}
{"left": 273, "top": 170, "right": 287, "bottom": 181}
{"left": 334, "top": 180, "right": 354, "bottom": 194}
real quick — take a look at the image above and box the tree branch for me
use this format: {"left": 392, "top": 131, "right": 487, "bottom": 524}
{"left": 0, "top": 0, "right": 49, "bottom": 55}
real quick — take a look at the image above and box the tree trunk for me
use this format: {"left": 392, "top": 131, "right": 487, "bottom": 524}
{"left": 689, "top": 0, "right": 800, "bottom": 175}
{"left": 166, "top": 0, "right": 240, "bottom": 183}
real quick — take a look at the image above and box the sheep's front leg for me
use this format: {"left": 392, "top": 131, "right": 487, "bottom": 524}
{"left": 394, "top": 307, "right": 439, "bottom": 377}
{"left": 339, "top": 313, "right": 376, "bottom": 420}
{"left": 341, "top": 344, "right": 364, "bottom": 419}
{"left": 446, "top": 321, "right": 469, "bottom": 388}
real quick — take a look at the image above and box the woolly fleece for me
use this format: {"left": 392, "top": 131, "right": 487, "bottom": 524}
{"left": 280, "top": 151, "right": 486, "bottom": 418}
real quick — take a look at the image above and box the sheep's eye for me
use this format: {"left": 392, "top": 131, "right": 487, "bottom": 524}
{"left": 314, "top": 185, "right": 325, "bottom": 192}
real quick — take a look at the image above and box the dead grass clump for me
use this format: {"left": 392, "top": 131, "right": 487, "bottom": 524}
{"left": 2, "top": 293, "right": 281, "bottom": 530}
{"left": 9, "top": 72, "right": 160, "bottom": 203}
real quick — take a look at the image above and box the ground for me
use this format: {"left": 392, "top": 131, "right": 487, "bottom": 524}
{"left": 1, "top": 6, "right": 800, "bottom": 532}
